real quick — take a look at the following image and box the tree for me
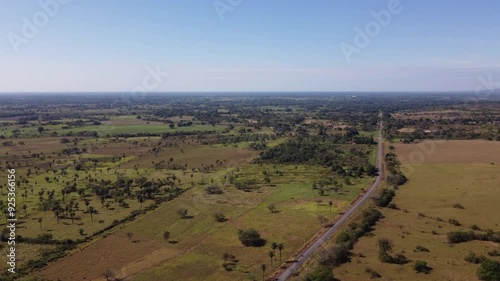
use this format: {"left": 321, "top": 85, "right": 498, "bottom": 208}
{"left": 271, "top": 242, "right": 278, "bottom": 252}
{"left": 277, "top": 243, "right": 285, "bottom": 261}
{"left": 38, "top": 217, "right": 43, "bottom": 230}
{"left": 88, "top": 206, "right": 96, "bottom": 221}
{"left": 378, "top": 238, "right": 393, "bottom": 263}
{"left": 477, "top": 259, "right": 500, "bottom": 281}
{"left": 261, "top": 264, "right": 267, "bottom": 281}
{"left": 22, "top": 204, "right": 27, "bottom": 217}
{"left": 137, "top": 195, "right": 144, "bottom": 209}
{"left": 268, "top": 251, "right": 275, "bottom": 266}
{"left": 305, "top": 265, "right": 335, "bottom": 281}
{"left": 318, "top": 244, "right": 350, "bottom": 267}
{"left": 177, "top": 208, "right": 189, "bottom": 219}
{"left": 213, "top": 212, "right": 227, "bottom": 222}
{"left": 267, "top": 203, "right": 278, "bottom": 213}
{"left": 163, "top": 231, "right": 170, "bottom": 242}
{"left": 127, "top": 232, "right": 133, "bottom": 241}
{"left": 238, "top": 229, "right": 265, "bottom": 247}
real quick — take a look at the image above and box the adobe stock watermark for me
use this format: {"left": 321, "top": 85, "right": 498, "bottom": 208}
{"left": 96, "top": 64, "right": 169, "bottom": 137}
{"left": 464, "top": 74, "right": 500, "bottom": 110}
{"left": 213, "top": 0, "right": 244, "bottom": 21}
{"left": 6, "top": 0, "right": 71, "bottom": 54}
{"left": 339, "top": 0, "right": 408, "bottom": 64}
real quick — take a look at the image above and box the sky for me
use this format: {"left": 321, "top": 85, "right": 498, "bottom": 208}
{"left": 0, "top": 0, "right": 499, "bottom": 92}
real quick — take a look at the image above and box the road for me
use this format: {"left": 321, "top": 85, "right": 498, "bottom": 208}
{"left": 275, "top": 118, "right": 384, "bottom": 281}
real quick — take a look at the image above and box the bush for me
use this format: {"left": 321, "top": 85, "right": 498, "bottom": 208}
{"left": 477, "top": 259, "right": 500, "bottom": 281}
{"left": 237, "top": 229, "right": 265, "bottom": 247}
{"left": 414, "top": 260, "right": 432, "bottom": 274}
{"left": 205, "top": 184, "right": 223, "bottom": 195}
{"left": 415, "top": 245, "right": 430, "bottom": 252}
{"left": 465, "top": 252, "right": 487, "bottom": 264}
{"left": 393, "top": 253, "right": 409, "bottom": 265}
{"left": 305, "top": 265, "right": 335, "bottom": 281}
{"left": 452, "top": 203, "right": 465, "bottom": 209}
{"left": 447, "top": 231, "right": 476, "bottom": 243}
{"left": 448, "top": 219, "right": 461, "bottom": 226}
{"left": 318, "top": 244, "right": 350, "bottom": 267}
{"left": 374, "top": 188, "right": 395, "bottom": 207}
{"left": 365, "top": 267, "right": 381, "bottom": 279}
{"left": 488, "top": 250, "right": 500, "bottom": 257}
{"left": 213, "top": 212, "right": 227, "bottom": 222}
{"left": 471, "top": 224, "right": 482, "bottom": 231}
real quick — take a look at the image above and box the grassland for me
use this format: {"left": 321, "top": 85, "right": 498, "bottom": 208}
{"left": 294, "top": 140, "right": 500, "bottom": 281}
{"left": 37, "top": 163, "right": 373, "bottom": 281}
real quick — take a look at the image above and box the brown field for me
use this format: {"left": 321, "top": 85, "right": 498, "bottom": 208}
{"left": 328, "top": 140, "right": 500, "bottom": 281}
{"left": 40, "top": 234, "right": 169, "bottom": 281}
{"left": 394, "top": 140, "right": 500, "bottom": 163}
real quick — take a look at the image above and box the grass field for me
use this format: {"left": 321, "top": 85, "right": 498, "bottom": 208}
{"left": 37, "top": 163, "right": 373, "bottom": 281}
{"left": 322, "top": 140, "right": 500, "bottom": 281}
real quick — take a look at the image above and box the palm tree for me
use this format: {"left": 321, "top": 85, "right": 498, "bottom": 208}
{"left": 88, "top": 206, "right": 96, "bottom": 221}
{"left": 261, "top": 264, "right": 267, "bottom": 281}
{"left": 137, "top": 195, "right": 144, "bottom": 209}
{"left": 38, "top": 217, "right": 43, "bottom": 230}
{"left": 271, "top": 242, "right": 278, "bottom": 252}
{"left": 22, "top": 204, "right": 27, "bottom": 217}
{"left": 277, "top": 243, "right": 285, "bottom": 261}
{"left": 268, "top": 251, "right": 274, "bottom": 266}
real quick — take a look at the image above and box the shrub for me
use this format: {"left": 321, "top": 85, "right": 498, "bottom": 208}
{"left": 205, "top": 184, "right": 223, "bottom": 195}
{"left": 465, "top": 252, "right": 487, "bottom": 264}
{"left": 488, "top": 250, "right": 500, "bottom": 257}
{"left": 416, "top": 245, "right": 430, "bottom": 252}
{"left": 471, "top": 224, "right": 482, "bottom": 231}
{"left": 213, "top": 212, "right": 227, "bottom": 222}
{"left": 414, "top": 260, "right": 432, "bottom": 274}
{"left": 374, "top": 188, "right": 395, "bottom": 207}
{"left": 267, "top": 203, "right": 278, "bottom": 213}
{"left": 318, "top": 244, "right": 350, "bottom": 267}
{"left": 448, "top": 219, "right": 461, "bottom": 226}
{"left": 393, "top": 253, "right": 409, "bottom": 265}
{"left": 305, "top": 265, "right": 335, "bottom": 281}
{"left": 452, "top": 203, "right": 465, "bottom": 209}
{"left": 365, "top": 267, "right": 381, "bottom": 279}
{"left": 477, "top": 259, "right": 500, "bottom": 281}
{"left": 447, "top": 231, "right": 476, "bottom": 243}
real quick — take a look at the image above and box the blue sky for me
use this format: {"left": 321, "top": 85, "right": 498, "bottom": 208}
{"left": 0, "top": 0, "right": 499, "bottom": 92}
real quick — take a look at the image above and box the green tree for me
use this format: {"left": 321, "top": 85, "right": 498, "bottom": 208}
{"left": 268, "top": 251, "right": 274, "bottom": 266}
{"left": 277, "top": 243, "right": 285, "bottom": 261}
{"left": 177, "top": 208, "right": 189, "bottom": 219}
{"left": 478, "top": 259, "right": 500, "bottom": 281}
{"left": 305, "top": 265, "right": 335, "bottom": 281}
{"left": 260, "top": 264, "right": 267, "bottom": 281}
